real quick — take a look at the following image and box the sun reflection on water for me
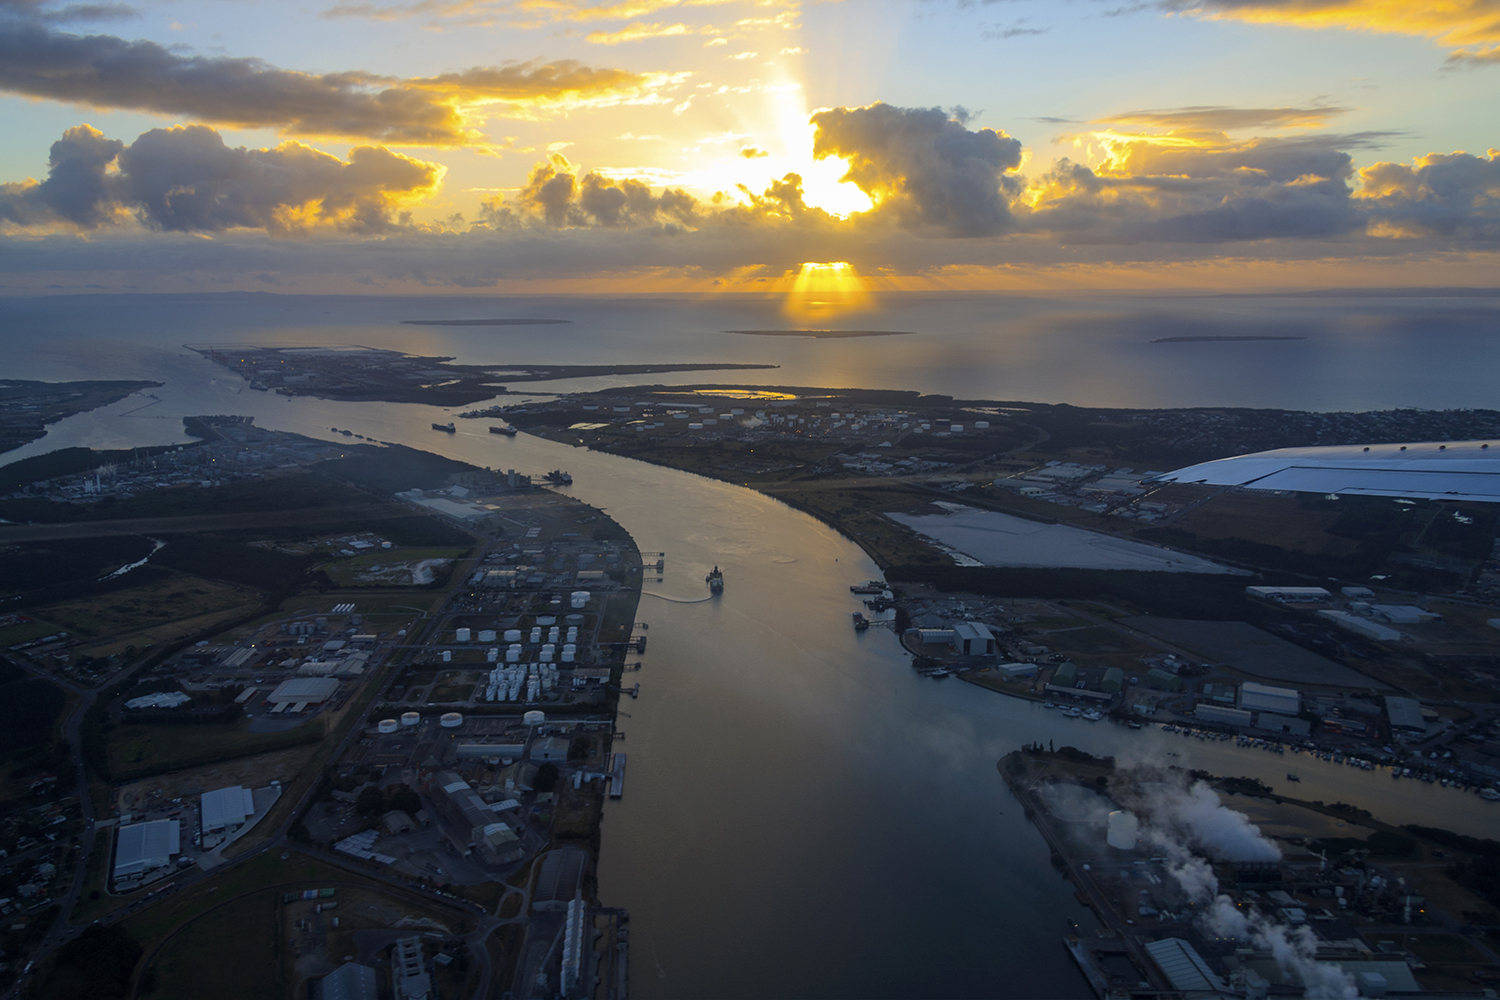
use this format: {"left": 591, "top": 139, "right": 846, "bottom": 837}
{"left": 783, "top": 261, "right": 871, "bottom": 322}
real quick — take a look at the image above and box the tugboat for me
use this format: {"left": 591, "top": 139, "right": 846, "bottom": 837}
{"left": 849, "top": 580, "right": 886, "bottom": 595}
{"left": 706, "top": 566, "right": 724, "bottom": 593}
{"left": 432, "top": 421, "right": 456, "bottom": 433}
{"left": 544, "top": 470, "right": 573, "bottom": 485}
{"left": 1286, "top": 772, "right": 1301, "bottom": 782}
{"left": 489, "top": 425, "right": 517, "bottom": 436}
{"left": 852, "top": 612, "right": 869, "bottom": 630}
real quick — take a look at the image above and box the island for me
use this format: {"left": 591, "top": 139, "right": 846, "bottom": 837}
{"left": 0, "top": 378, "right": 162, "bottom": 455}
{"left": 187, "top": 344, "right": 778, "bottom": 406}
{"left": 400, "top": 319, "right": 573, "bottom": 327}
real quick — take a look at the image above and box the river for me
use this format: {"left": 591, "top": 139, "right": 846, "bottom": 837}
{"left": 3, "top": 316, "right": 1499, "bottom": 997}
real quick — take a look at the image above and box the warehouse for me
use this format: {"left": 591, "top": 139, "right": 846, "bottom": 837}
{"left": 1318, "top": 609, "right": 1404, "bottom": 642}
{"left": 266, "top": 676, "right": 340, "bottom": 712}
{"left": 1239, "top": 682, "right": 1300, "bottom": 716}
{"left": 1245, "top": 586, "right": 1331, "bottom": 603}
{"left": 994, "top": 662, "right": 1038, "bottom": 679}
{"left": 952, "top": 621, "right": 997, "bottom": 656}
{"left": 1385, "top": 696, "right": 1427, "bottom": 733}
{"left": 113, "top": 819, "right": 180, "bottom": 880}
{"left": 201, "top": 785, "right": 256, "bottom": 834}
{"left": 1195, "top": 704, "right": 1252, "bottom": 728}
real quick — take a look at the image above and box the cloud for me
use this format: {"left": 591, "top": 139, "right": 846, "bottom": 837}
{"left": 1356, "top": 149, "right": 1500, "bottom": 239}
{"left": 1097, "top": 104, "right": 1351, "bottom": 132}
{"left": 739, "top": 145, "right": 768, "bottom": 158}
{"left": 1020, "top": 128, "right": 1396, "bottom": 242}
{"left": 1154, "top": 0, "right": 1500, "bottom": 64}
{"left": 585, "top": 20, "right": 689, "bottom": 42}
{"left": 0, "top": 0, "right": 137, "bottom": 22}
{"left": 483, "top": 152, "right": 699, "bottom": 229}
{"left": 0, "top": 20, "right": 670, "bottom": 145}
{"left": 810, "top": 103, "right": 1024, "bottom": 236}
{"left": 0, "top": 123, "right": 443, "bottom": 234}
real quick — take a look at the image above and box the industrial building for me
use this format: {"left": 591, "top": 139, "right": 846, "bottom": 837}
{"left": 1370, "top": 604, "right": 1439, "bottom": 624}
{"left": 266, "top": 676, "right": 340, "bottom": 712}
{"left": 426, "top": 771, "right": 523, "bottom": 863}
{"left": 1239, "top": 682, "right": 1300, "bottom": 716}
{"left": 1253, "top": 712, "right": 1311, "bottom": 736}
{"left": 1145, "top": 668, "right": 1181, "bottom": 691}
{"left": 1317, "top": 609, "right": 1404, "bottom": 642}
{"left": 561, "top": 896, "right": 590, "bottom": 998}
{"left": 200, "top": 785, "right": 256, "bottom": 834}
{"left": 1245, "top": 585, "right": 1331, "bottom": 603}
{"left": 993, "top": 662, "right": 1037, "bottom": 679}
{"left": 1144, "top": 938, "right": 1228, "bottom": 995}
{"left": 394, "top": 489, "right": 502, "bottom": 528}
{"left": 1052, "top": 662, "right": 1078, "bottom": 688}
{"left": 312, "top": 962, "right": 378, "bottom": 1000}
{"left": 1195, "top": 704, "right": 1252, "bottom": 727}
{"left": 1101, "top": 667, "right": 1124, "bottom": 695}
{"left": 530, "top": 736, "right": 571, "bottom": 762}
{"left": 113, "top": 819, "right": 180, "bottom": 880}
{"left": 391, "top": 937, "right": 431, "bottom": 1000}
{"left": 1384, "top": 695, "right": 1427, "bottom": 733}
{"left": 951, "top": 621, "right": 996, "bottom": 656}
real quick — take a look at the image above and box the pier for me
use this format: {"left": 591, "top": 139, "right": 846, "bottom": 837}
{"left": 606, "top": 752, "right": 626, "bottom": 798}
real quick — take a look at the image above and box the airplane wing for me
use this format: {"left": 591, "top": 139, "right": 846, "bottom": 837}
{"left": 1147, "top": 440, "right": 1500, "bottom": 502}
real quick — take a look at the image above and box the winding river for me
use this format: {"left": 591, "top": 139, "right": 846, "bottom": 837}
{"left": 5, "top": 353, "right": 1499, "bottom": 998}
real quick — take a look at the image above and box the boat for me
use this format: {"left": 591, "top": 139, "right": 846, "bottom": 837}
{"left": 1286, "top": 773, "right": 1301, "bottom": 782}
{"left": 545, "top": 470, "right": 573, "bottom": 485}
{"left": 1064, "top": 707, "right": 1082, "bottom": 718}
{"left": 849, "top": 580, "right": 886, "bottom": 594}
{"left": 930, "top": 669, "right": 950, "bottom": 678}
{"left": 1083, "top": 710, "right": 1102, "bottom": 722}
{"left": 432, "top": 421, "right": 456, "bottom": 432}
{"left": 1128, "top": 721, "right": 1143, "bottom": 729}
{"left": 1480, "top": 788, "right": 1500, "bottom": 801}
{"left": 489, "top": 425, "right": 517, "bottom": 436}
{"left": 706, "top": 566, "right": 724, "bottom": 593}
{"left": 852, "top": 612, "right": 870, "bottom": 630}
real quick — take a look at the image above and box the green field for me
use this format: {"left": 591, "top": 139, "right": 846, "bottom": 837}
{"left": 38, "top": 577, "right": 258, "bottom": 642}
{"left": 107, "top": 716, "right": 324, "bottom": 781}
{"left": 0, "top": 617, "right": 62, "bottom": 646}
{"left": 145, "top": 890, "right": 280, "bottom": 1000}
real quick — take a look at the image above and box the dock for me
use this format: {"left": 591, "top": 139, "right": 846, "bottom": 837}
{"left": 605, "top": 752, "right": 626, "bottom": 798}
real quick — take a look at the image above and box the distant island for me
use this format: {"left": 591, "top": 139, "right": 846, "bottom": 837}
{"left": 400, "top": 318, "right": 572, "bottom": 327}
{"left": 727, "top": 329, "right": 914, "bottom": 339}
{"left": 1151, "top": 335, "right": 1305, "bottom": 343}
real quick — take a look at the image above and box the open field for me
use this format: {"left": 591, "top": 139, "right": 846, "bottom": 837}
{"left": 107, "top": 715, "right": 324, "bottom": 782}
{"left": 146, "top": 886, "right": 280, "bottom": 1000}
{"left": 1170, "top": 492, "right": 1355, "bottom": 554}
{"left": 36, "top": 576, "right": 258, "bottom": 644}
{"left": 115, "top": 742, "right": 330, "bottom": 815}
{"left": 317, "top": 547, "right": 468, "bottom": 587}
{"left": 1121, "top": 617, "right": 1378, "bottom": 687}
{"left": 0, "top": 616, "right": 62, "bottom": 646}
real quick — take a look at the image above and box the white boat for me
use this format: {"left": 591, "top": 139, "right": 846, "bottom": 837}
{"left": 1480, "top": 788, "right": 1500, "bottom": 801}
{"left": 1064, "top": 707, "right": 1082, "bottom": 718}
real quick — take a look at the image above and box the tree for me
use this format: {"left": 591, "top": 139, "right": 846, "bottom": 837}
{"left": 534, "top": 763, "right": 560, "bottom": 794}
{"left": 355, "top": 785, "right": 385, "bottom": 816}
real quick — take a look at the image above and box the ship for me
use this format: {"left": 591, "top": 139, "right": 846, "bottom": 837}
{"left": 489, "top": 425, "right": 517, "bottom": 436}
{"left": 849, "top": 580, "right": 886, "bottom": 594}
{"left": 1286, "top": 772, "right": 1301, "bottom": 782}
{"left": 544, "top": 470, "right": 573, "bottom": 485}
{"left": 851, "top": 612, "right": 869, "bottom": 630}
{"left": 706, "top": 566, "right": 724, "bottom": 593}
{"left": 432, "top": 421, "right": 456, "bottom": 433}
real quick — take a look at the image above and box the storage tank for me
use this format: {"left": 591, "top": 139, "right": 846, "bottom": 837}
{"left": 400, "top": 711, "right": 420, "bottom": 727}
{"left": 440, "top": 712, "right": 463, "bottom": 728}
{"left": 1107, "top": 810, "right": 1139, "bottom": 850}
{"left": 570, "top": 591, "right": 590, "bottom": 609}
{"left": 537, "top": 615, "right": 556, "bottom": 625}
{"left": 377, "top": 718, "right": 399, "bottom": 734}
{"left": 441, "top": 650, "right": 452, "bottom": 663}
{"left": 478, "top": 629, "right": 496, "bottom": 642}
{"left": 565, "top": 614, "right": 584, "bottom": 624}
{"left": 560, "top": 649, "right": 575, "bottom": 663}
{"left": 506, "top": 645, "right": 521, "bottom": 663}
{"left": 504, "top": 629, "right": 522, "bottom": 643}
{"left": 523, "top": 710, "right": 545, "bottom": 726}
{"left": 455, "top": 627, "right": 470, "bottom": 642}
{"left": 529, "top": 627, "right": 542, "bottom": 643}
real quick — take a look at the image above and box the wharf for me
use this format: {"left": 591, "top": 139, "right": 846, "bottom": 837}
{"left": 605, "top": 752, "right": 626, "bottom": 798}
{"left": 1063, "top": 935, "right": 1109, "bottom": 999}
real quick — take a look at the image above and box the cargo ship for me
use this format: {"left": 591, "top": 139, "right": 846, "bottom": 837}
{"left": 706, "top": 566, "right": 724, "bottom": 592}
{"left": 489, "top": 425, "right": 517, "bottom": 436}
{"left": 545, "top": 470, "right": 573, "bottom": 485}
{"left": 432, "top": 421, "right": 456, "bottom": 433}
{"left": 849, "top": 580, "right": 886, "bottom": 594}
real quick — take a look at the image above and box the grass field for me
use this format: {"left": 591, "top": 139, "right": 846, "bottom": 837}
{"left": 145, "top": 888, "right": 280, "bottom": 1000}
{"left": 0, "top": 617, "right": 62, "bottom": 646}
{"left": 36, "top": 576, "right": 258, "bottom": 645}
{"left": 1171, "top": 492, "right": 1354, "bottom": 554}
{"left": 106, "top": 715, "right": 324, "bottom": 781}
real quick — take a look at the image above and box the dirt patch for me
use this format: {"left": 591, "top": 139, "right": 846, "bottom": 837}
{"left": 115, "top": 743, "right": 321, "bottom": 814}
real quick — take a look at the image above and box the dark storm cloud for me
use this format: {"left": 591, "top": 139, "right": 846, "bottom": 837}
{"left": 0, "top": 123, "right": 443, "bottom": 233}
{"left": 1358, "top": 150, "right": 1500, "bottom": 240}
{"left": 809, "top": 103, "right": 1024, "bottom": 236}
{"left": 0, "top": 20, "right": 667, "bottom": 146}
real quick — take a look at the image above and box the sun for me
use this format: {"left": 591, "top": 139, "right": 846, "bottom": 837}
{"left": 784, "top": 261, "right": 871, "bottom": 321}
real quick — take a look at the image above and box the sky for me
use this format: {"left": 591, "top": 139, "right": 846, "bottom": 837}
{"left": 0, "top": 0, "right": 1497, "bottom": 294}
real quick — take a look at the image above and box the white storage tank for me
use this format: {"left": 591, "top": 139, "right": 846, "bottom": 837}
{"left": 529, "top": 627, "right": 542, "bottom": 643}
{"left": 440, "top": 712, "right": 463, "bottom": 728}
{"left": 441, "top": 650, "right": 452, "bottom": 662}
{"left": 504, "top": 629, "right": 522, "bottom": 643}
{"left": 486, "top": 648, "right": 498, "bottom": 663}
{"left": 377, "top": 718, "right": 399, "bottom": 734}
{"left": 561, "top": 649, "right": 575, "bottom": 663}
{"left": 401, "top": 711, "right": 421, "bottom": 727}
{"left": 974, "top": 420, "right": 990, "bottom": 429}
{"left": 455, "top": 627, "right": 471, "bottom": 642}
{"left": 524, "top": 710, "right": 545, "bottom": 726}
{"left": 540, "top": 646, "right": 555, "bottom": 663}
{"left": 506, "top": 645, "right": 522, "bottom": 663}
{"left": 1107, "top": 810, "right": 1139, "bottom": 850}
{"left": 537, "top": 615, "right": 556, "bottom": 625}
{"left": 570, "top": 591, "right": 590, "bottom": 609}
{"left": 478, "top": 629, "right": 496, "bottom": 642}
{"left": 950, "top": 424, "right": 964, "bottom": 433}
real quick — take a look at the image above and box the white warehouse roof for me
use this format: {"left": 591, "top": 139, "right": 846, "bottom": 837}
{"left": 1239, "top": 682, "right": 1300, "bottom": 716}
{"left": 267, "top": 677, "right": 340, "bottom": 704}
{"left": 114, "top": 819, "right": 180, "bottom": 878}
{"left": 201, "top": 785, "right": 256, "bottom": 832}
{"left": 1151, "top": 440, "right": 1500, "bottom": 502}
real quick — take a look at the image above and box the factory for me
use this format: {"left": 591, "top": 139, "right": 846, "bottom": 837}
{"left": 1318, "top": 609, "right": 1405, "bottom": 642}
{"left": 1245, "top": 585, "right": 1331, "bottom": 603}
{"left": 200, "top": 784, "right": 256, "bottom": 835}
{"left": 265, "top": 676, "right": 341, "bottom": 713}
{"left": 1239, "top": 681, "right": 1300, "bottom": 716}
{"left": 112, "top": 819, "right": 181, "bottom": 881}
{"left": 424, "top": 771, "right": 524, "bottom": 864}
